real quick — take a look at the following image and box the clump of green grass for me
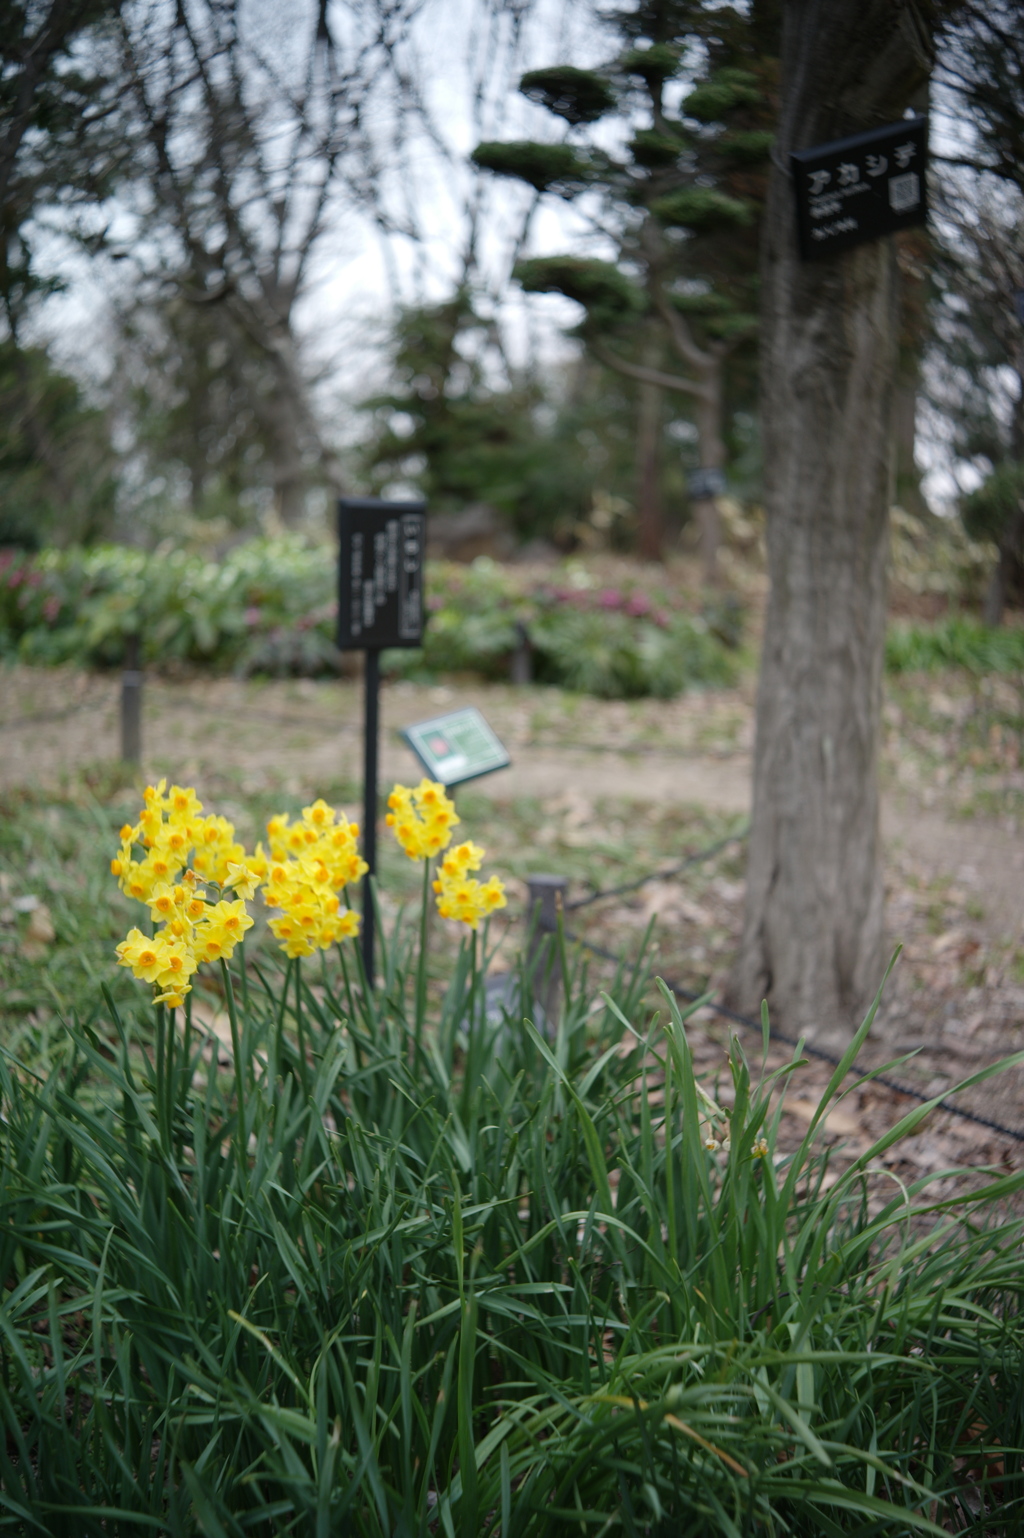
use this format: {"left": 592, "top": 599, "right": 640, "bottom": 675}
{"left": 2, "top": 906, "right": 1024, "bottom": 1532}
{"left": 887, "top": 616, "right": 1024, "bottom": 675}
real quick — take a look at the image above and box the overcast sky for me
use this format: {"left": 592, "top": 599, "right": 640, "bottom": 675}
{"left": 25, "top": 0, "right": 991, "bottom": 513}
{"left": 33, "top": 0, "right": 617, "bottom": 423}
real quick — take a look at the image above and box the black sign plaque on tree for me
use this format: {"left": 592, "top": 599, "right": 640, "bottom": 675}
{"left": 791, "top": 116, "right": 928, "bottom": 261}
{"left": 337, "top": 497, "right": 426, "bottom": 982}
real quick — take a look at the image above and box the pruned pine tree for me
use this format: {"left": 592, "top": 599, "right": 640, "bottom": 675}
{"left": 472, "top": 1, "right": 777, "bottom": 570}
{"left": 730, "top": 0, "right": 936, "bottom": 1044}
{"left": 360, "top": 292, "right": 619, "bottom": 544}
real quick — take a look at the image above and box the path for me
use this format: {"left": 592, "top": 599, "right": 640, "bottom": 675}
{"left": 3, "top": 666, "right": 1021, "bottom": 906}
{"left": 3, "top": 663, "right": 1024, "bottom": 1171}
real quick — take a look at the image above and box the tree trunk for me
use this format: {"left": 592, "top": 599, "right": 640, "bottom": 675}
{"left": 694, "top": 361, "right": 725, "bottom": 584}
{"left": 636, "top": 337, "right": 663, "bottom": 560}
{"left": 729, "top": 0, "right": 934, "bottom": 1045}
{"left": 249, "top": 322, "right": 318, "bottom": 527}
{"left": 892, "top": 370, "right": 926, "bottom": 516}
{"left": 983, "top": 555, "right": 1007, "bottom": 628}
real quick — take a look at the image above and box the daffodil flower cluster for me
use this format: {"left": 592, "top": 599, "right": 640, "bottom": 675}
{"left": 262, "top": 799, "right": 366, "bottom": 958}
{"left": 110, "top": 779, "right": 268, "bottom": 902}
{"left": 433, "top": 840, "right": 507, "bottom": 931}
{"left": 112, "top": 782, "right": 260, "bottom": 1007}
{"left": 385, "top": 779, "right": 459, "bottom": 860}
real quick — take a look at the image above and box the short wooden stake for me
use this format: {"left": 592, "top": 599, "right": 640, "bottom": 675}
{"left": 121, "top": 632, "right": 142, "bottom": 764}
{"left": 526, "top": 874, "right": 568, "bottom": 1036}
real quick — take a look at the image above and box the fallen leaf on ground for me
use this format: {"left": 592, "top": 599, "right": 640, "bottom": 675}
{"left": 20, "top": 902, "right": 55, "bottom": 958}
{"left": 782, "top": 1097, "right": 862, "bottom": 1137}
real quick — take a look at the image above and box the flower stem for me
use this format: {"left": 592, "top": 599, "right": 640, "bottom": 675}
{"left": 220, "top": 957, "right": 246, "bottom": 1172}
{"left": 238, "top": 935, "right": 250, "bottom": 1013}
{"left": 154, "top": 1002, "right": 167, "bottom": 1152}
{"left": 295, "top": 955, "right": 310, "bottom": 1098}
{"left": 414, "top": 856, "right": 431, "bottom": 1065}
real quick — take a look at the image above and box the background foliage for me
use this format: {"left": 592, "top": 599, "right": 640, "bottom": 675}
{"left": 0, "top": 541, "right": 740, "bottom": 699}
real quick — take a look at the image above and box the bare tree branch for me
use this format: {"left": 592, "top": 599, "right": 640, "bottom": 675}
{"left": 589, "top": 338, "right": 713, "bottom": 399}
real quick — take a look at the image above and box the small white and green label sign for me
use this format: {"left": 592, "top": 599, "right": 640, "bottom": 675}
{"left": 400, "top": 707, "right": 510, "bottom": 787}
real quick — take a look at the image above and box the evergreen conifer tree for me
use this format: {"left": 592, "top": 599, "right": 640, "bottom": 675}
{"left": 472, "top": 1, "right": 778, "bottom": 567}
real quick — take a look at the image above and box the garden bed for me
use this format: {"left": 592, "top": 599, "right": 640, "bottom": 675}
{"left": 1, "top": 774, "right": 1023, "bottom": 1531}
{"left": 0, "top": 542, "right": 740, "bottom": 699}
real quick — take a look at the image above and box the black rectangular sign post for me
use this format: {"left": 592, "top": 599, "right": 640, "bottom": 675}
{"left": 338, "top": 497, "right": 426, "bottom": 984}
{"left": 791, "top": 116, "right": 928, "bottom": 261}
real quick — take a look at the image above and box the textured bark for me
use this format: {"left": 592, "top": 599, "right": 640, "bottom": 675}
{"left": 694, "top": 363, "right": 725, "bottom": 583}
{"left": 636, "top": 350, "right": 663, "bottom": 561}
{"left": 729, "top": 0, "right": 934, "bottom": 1043}
{"left": 892, "top": 372, "right": 926, "bottom": 515}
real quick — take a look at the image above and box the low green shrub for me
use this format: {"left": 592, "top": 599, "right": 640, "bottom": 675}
{"left": 0, "top": 538, "right": 331, "bottom": 672}
{"left": 9, "top": 539, "right": 1024, "bottom": 698}
{"left": 0, "top": 543, "right": 738, "bottom": 698}
{"left": 1, "top": 782, "right": 1023, "bottom": 1533}
{"left": 410, "top": 560, "right": 735, "bottom": 697}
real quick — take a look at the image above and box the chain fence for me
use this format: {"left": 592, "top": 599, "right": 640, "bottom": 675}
{"left": 551, "top": 831, "right": 1024, "bottom": 1145}
{"left": 3, "top": 673, "right": 1022, "bottom": 1142}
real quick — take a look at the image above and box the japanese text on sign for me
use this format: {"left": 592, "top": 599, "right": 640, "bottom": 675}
{"left": 338, "top": 498, "right": 425, "bottom": 651}
{"left": 791, "top": 117, "right": 927, "bottom": 261}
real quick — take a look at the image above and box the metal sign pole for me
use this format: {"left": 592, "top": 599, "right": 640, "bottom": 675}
{"left": 337, "top": 495, "right": 426, "bottom": 989}
{"left": 361, "top": 648, "right": 380, "bottom": 985}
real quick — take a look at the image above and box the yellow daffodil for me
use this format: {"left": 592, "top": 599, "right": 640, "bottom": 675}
{"left": 112, "top": 784, "right": 383, "bottom": 996}
{"left": 433, "top": 839, "right": 506, "bottom": 931}
{"left": 385, "top": 780, "right": 459, "bottom": 860}
{"left": 166, "top": 784, "right": 204, "bottom": 820}
{"left": 112, "top": 784, "right": 265, "bottom": 1008}
{"left": 224, "top": 859, "right": 263, "bottom": 901}
{"left": 146, "top": 883, "right": 179, "bottom": 923}
{"left": 261, "top": 800, "right": 364, "bottom": 958}
{"left": 115, "top": 928, "right": 166, "bottom": 983}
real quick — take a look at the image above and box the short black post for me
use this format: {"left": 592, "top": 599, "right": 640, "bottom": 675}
{"left": 527, "top": 874, "right": 568, "bottom": 1036}
{"left": 121, "top": 632, "right": 142, "bottom": 765}
{"left": 510, "top": 621, "right": 532, "bottom": 685}
{"left": 361, "top": 648, "right": 381, "bottom": 984}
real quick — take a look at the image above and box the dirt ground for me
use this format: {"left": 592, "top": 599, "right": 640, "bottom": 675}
{"left": 3, "top": 661, "right": 1024, "bottom": 1182}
